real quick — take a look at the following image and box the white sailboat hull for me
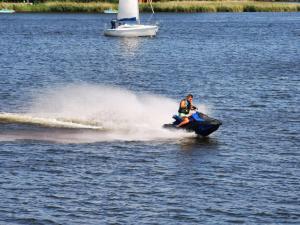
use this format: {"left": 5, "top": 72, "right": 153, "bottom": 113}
{"left": 104, "top": 24, "right": 158, "bottom": 37}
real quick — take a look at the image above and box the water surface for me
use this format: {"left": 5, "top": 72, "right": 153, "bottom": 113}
{"left": 0, "top": 13, "right": 299, "bottom": 224}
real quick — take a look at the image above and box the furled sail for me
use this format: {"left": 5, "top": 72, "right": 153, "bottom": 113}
{"left": 117, "top": 0, "right": 139, "bottom": 22}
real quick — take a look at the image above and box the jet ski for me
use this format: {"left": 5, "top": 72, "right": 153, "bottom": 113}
{"left": 163, "top": 111, "right": 222, "bottom": 136}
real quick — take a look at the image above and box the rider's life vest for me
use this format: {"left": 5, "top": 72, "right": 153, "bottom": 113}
{"left": 178, "top": 99, "right": 191, "bottom": 115}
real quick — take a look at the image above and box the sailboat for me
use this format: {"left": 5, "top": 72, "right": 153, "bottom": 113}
{"left": 104, "top": 0, "right": 158, "bottom": 37}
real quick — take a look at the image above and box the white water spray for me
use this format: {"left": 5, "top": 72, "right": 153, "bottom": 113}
{"left": 0, "top": 84, "right": 209, "bottom": 142}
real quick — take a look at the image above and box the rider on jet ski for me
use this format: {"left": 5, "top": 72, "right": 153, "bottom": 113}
{"left": 176, "top": 94, "right": 197, "bottom": 127}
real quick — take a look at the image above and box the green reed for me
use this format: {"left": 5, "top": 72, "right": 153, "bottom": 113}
{"left": 141, "top": 1, "right": 300, "bottom": 13}
{"left": 1, "top": 1, "right": 299, "bottom": 13}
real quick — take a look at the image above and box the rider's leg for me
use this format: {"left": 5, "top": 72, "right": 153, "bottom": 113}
{"left": 176, "top": 117, "right": 189, "bottom": 127}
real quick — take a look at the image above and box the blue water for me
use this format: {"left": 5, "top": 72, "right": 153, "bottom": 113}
{"left": 0, "top": 12, "right": 299, "bottom": 224}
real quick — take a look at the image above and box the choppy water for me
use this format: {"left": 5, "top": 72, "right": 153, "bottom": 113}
{"left": 0, "top": 12, "right": 299, "bottom": 224}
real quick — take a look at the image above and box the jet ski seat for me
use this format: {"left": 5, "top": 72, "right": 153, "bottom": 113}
{"left": 172, "top": 115, "right": 182, "bottom": 123}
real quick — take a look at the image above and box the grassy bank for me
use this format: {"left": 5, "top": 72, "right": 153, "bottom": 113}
{"left": 147, "top": 1, "right": 300, "bottom": 13}
{"left": 1, "top": 1, "right": 300, "bottom": 13}
{"left": 0, "top": 2, "right": 116, "bottom": 13}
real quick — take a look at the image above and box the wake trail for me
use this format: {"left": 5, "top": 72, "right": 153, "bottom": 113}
{"left": 0, "top": 113, "right": 104, "bottom": 130}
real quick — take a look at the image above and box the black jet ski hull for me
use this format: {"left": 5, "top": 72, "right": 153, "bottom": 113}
{"left": 163, "top": 112, "right": 222, "bottom": 137}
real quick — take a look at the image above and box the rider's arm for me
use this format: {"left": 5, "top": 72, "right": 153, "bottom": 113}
{"left": 180, "top": 100, "right": 186, "bottom": 109}
{"left": 188, "top": 99, "right": 197, "bottom": 110}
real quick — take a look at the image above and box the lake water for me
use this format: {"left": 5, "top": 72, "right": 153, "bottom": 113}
{"left": 0, "top": 12, "right": 299, "bottom": 224}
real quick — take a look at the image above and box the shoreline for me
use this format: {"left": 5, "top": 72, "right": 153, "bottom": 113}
{"left": 1, "top": 1, "right": 300, "bottom": 13}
